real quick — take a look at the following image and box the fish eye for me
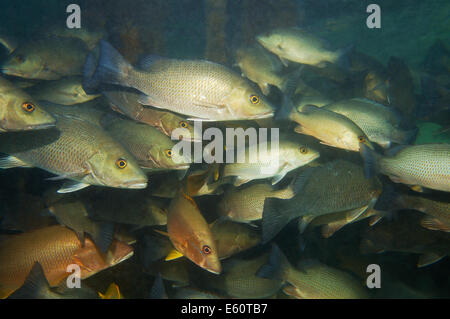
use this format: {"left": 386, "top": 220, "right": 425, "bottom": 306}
{"left": 22, "top": 102, "right": 35, "bottom": 113}
{"left": 299, "top": 147, "right": 308, "bottom": 154}
{"left": 179, "top": 121, "right": 189, "bottom": 129}
{"left": 165, "top": 149, "right": 173, "bottom": 158}
{"left": 15, "top": 54, "right": 24, "bottom": 63}
{"left": 115, "top": 158, "right": 127, "bottom": 169}
{"left": 202, "top": 245, "right": 212, "bottom": 255}
{"left": 249, "top": 95, "right": 260, "bottom": 104}
{"left": 358, "top": 136, "right": 366, "bottom": 143}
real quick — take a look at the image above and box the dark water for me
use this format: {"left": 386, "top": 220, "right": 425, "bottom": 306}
{"left": 0, "top": 0, "right": 449, "bottom": 299}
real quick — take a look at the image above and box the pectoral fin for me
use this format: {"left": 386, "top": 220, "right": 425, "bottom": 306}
{"left": 165, "top": 249, "right": 184, "bottom": 261}
{"left": 57, "top": 181, "right": 91, "bottom": 194}
{"left": 420, "top": 216, "right": 450, "bottom": 232}
{"left": 417, "top": 252, "right": 446, "bottom": 268}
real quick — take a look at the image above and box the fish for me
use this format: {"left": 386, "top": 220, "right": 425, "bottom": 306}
{"left": 46, "top": 200, "right": 114, "bottom": 253}
{"left": 217, "top": 180, "right": 299, "bottom": 224}
{"left": 363, "top": 143, "right": 450, "bottom": 192}
{"left": 210, "top": 220, "right": 261, "bottom": 260}
{"left": 101, "top": 114, "right": 190, "bottom": 171}
{"left": 173, "top": 286, "right": 225, "bottom": 299}
{"left": 8, "top": 262, "right": 100, "bottom": 299}
{"left": 0, "top": 113, "right": 148, "bottom": 193}
{"left": 305, "top": 208, "right": 386, "bottom": 238}
{"left": 49, "top": 27, "right": 105, "bottom": 50}
{"left": 375, "top": 188, "right": 450, "bottom": 232}
{"left": 166, "top": 190, "right": 221, "bottom": 274}
{"left": 256, "top": 27, "right": 347, "bottom": 68}
{"left": 278, "top": 103, "right": 375, "bottom": 154}
{"left": 220, "top": 135, "right": 320, "bottom": 186}
{"left": 323, "top": 98, "right": 416, "bottom": 148}
{"left": 257, "top": 245, "right": 370, "bottom": 299}
{"left": 2, "top": 36, "right": 88, "bottom": 80}
{"left": 40, "top": 100, "right": 107, "bottom": 127}
{"left": 102, "top": 90, "right": 197, "bottom": 140}
{"left": 234, "top": 44, "right": 286, "bottom": 95}
{"left": 83, "top": 40, "right": 275, "bottom": 121}
{"left": 86, "top": 190, "right": 168, "bottom": 227}
{"left": 26, "top": 76, "right": 101, "bottom": 105}
{"left": 0, "top": 225, "right": 133, "bottom": 299}
{"left": 143, "top": 220, "right": 259, "bottom": 262}
{"left": 98, "top": 283, "right": 123, "bottom": 299}
{"left": 363, "top": 70, "right": 391, "bottom": 105}
{"left": 0, "top": 77, "right": 56, "bottom": 132}
{"left": 360, "top": 211, "right": 450, "bottom": 267}
{"left": 196, "top": 252, "right": 283, "bottom": 299}
{"left": 296, "top": 96, "right": 333, "bottom": 111}
{"left": 262, "top": 160, "right": 382, "bottom": 243}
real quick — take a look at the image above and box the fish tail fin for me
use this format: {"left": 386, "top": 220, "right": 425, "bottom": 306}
{"left": 262, "top": 197, "right": 293, "bottom": 243}
{"left": 359, "top": 143, "right": 381, "bottom": 179}
{"left": 275, "top": 93, "right": 295, "bottom": 122}
{"left": 279, "top": 66, "right": 304, "bottom": 96}
{"left": 256, "top": 244, "right": 289, "bottom": 281}
{"left": 8, "top": 262, "right": 51, "bottom": 299}
{"left": 91, "top": 222, "right": 115, "bottom": 254}
{"left": 0, "top": 156, "right": 32, "bottom": 169}
{"left": 83, "top": 40, "right": 133, "bottom": 93}
{"left": 149, "top": 273, "right": 168, "bottom": 299}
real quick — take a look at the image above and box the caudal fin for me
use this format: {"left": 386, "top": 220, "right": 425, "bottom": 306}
{"left": 360, "top": 143, "right": 380, "bottom": 179}
{"left": 83, "top": 40, "right": 133, "bottom": 93}
{"left": 262, "top": 197, "right": 294, "bottom": 243}
{"left": 256, "top": 244, "right": 288, "bottom": 281}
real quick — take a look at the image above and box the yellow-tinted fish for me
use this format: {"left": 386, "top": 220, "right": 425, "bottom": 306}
{"left": 3, "top": 37, "right": 88, "bottom": 80}
{"left": 210, "top": 220, "right": 261, "bottom": 260}
{"left": 360, "top": 211, "right": 450, "bottom": 267}
{"left": 198, "top": 252, "right": 283, "bottom": 299}
{"left": 83, "top": 41, "right": 274, "bottom": 121}
{"left": 98, "top": 283, "right": 123, "bottom": 299}
{"left": 221, "top": 135, "right": 320, "bottom": 186}
{"left": 364, "top": 143, "right": 450, "bottom": 192}
{"left": 101, "top": 115, "right": 190, "bottom": 171}
{"left": 280, "top": 104, "right": 374, "bottom": 153}
{"left": 27, "top": 76, "right": 100, "bottom": 105}
{"left": 0, "top": 77, "right": 55, "bottom": 132}
{"left": 103, "top": 90, "right": 196, "bottom": 140}
{"left": 234, "top": 44, "right": 285, "bottom": 95}
{"left": 256, "top": 27, "right": 346, "bottom": 68}
{"left": 258, "top": 245, "right": 370, "bottom": 299}
{"left": 167, "top": 190, "right": 221, "bottom": 274}
{"left": 0, "top": 113, "right": 147, "bottom": 193}
{"left": 0, "top": 225, "right": 133, "bottom": 299}
{"left": 323, "top": 98, "right": 415, "bottom": 148}
{"left": 262, "top": 160, "right": 382, "bottom": 243}
{"left": 218, "top": 180, "right": 298, "bottom": 224}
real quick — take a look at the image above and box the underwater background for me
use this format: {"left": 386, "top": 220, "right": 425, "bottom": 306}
{"left": 0, "top": 0, "right": 449, "bottom": 299}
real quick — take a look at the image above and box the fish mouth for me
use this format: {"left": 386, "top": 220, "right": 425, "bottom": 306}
{"left": 247, "top": 111, "right": 274, "bottom": 120}
{"left": 205, "top": 266, "right": 222, "bottom": 275}
{"left": 24, "top": 122, "right": 56, "bottom": 130}
{"left": 119, "top": 179, "right": 148, "bottom": 189}
{"left": 126, "top": 182, "right": 148, "bottom": 189}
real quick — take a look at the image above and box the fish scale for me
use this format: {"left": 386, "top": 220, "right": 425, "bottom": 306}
{"left": 379, "top": 144, "right": 450, "bottom": 191}
{"left": 0, "top": 113, "right": 147, "bottom": 190}
{"left": 131, "top": 60, "right": 235, "bottom": 110}
{"left": 0, "top": 226, "right": 84, "bottom": 298}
